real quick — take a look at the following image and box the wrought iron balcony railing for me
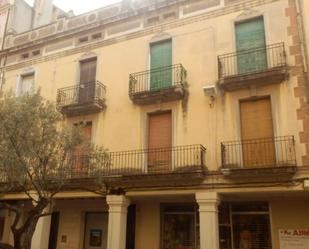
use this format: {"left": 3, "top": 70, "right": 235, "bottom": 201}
{"left": 129, "top": 64, "right": 187, "bottom": 96}
{"left": 57, "top": 81, "right": 106, "bottom": 112}
{"left": 218, "top": 43, "right": 287, "bottom": 79}
{"left": 64, "top": 144, "right": 206, "bottom": 179}
{"left": 221, "top": 136, "right": 296, "bottom": 169}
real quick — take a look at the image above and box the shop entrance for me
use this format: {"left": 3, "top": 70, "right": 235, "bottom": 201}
{"left": 161, "top": 204, "right": 198, "bottom": 249}
{"left": 219, "top": 202, "right": 272, "bottom": 249}
{"left": 84, "top": 212, "right": 108, "bottom": 249}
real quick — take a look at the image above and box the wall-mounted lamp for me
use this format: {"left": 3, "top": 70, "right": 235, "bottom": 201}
{"left": 304, "top": 179, "right": 309, "bottom": 191}
{"left": 203, "top": 85, "right": 217, "bottom": 107}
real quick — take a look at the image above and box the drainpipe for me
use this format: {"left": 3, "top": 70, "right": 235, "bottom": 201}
{"left": 295, "top": 0, "right": 309, "bottom": 100}
{"left": 0, "top": 6, "right": 11, "bottom": 93}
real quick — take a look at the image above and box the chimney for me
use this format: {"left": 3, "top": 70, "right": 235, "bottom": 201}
{"left": 32, "top": 0, "right": 54, "bottom": 28}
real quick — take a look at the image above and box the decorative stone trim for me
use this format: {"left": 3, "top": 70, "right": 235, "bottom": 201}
{"left": 3, "top": 0, "right": 280, "bottom": 72}
{"left": 286, "top": 0, "right": 309, "bottom": 166}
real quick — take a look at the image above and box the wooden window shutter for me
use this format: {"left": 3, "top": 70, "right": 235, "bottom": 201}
{"left": 150, "top": 40, "right": 172, "bottom": 89}
{"left": 235, "top": 17, "right": 267, "bottom": 73}
{"left": 80, "top": 58, "right": 97, "bottom": 84}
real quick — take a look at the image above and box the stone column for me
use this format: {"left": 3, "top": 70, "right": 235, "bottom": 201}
{"left": 31, "top": 211, "right": 51, "bottom": 249}
{"left": 106, "top": 195, "right": 130, "bottom": 249}
{"left": 196, "top": 192, "right": 220, "bottom": 249}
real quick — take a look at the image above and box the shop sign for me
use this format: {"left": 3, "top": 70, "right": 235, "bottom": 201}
{"left": 279, "top": 229, "right": 309, "bottom": 249}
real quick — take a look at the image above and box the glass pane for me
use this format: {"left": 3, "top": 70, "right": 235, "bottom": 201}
{"left": 220, "top": 226, "right": 232, "bottom": 249}
{"left": 232, "top": 214, "right": 272, "bottom": 249}
{"left": 219, "top": 203, "right": 230, "bottom": 225}
{"left": 162, "top": 213, "right": 195, "bottom": 249}
{"left": 231, "top": 202, "right": 269, "bottom": 212}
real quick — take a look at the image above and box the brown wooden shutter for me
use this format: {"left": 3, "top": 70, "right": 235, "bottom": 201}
{"left": 73, "top": 122, "right": 92, "bottom": 175}
{"left": 79, "top": 58, "right": 97, "bottom": 103}
{"left": 80, "top": 58, "right": 97, "bottom": 84}
{"left": 148, "top": 112, "right": 172, "bottom": 171}
{"left": 240, "top": 98, "right": 275, "bottom": 167}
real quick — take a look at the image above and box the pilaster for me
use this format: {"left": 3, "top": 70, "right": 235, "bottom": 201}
{"left": 196, "top": 192, "right": 220, "bottom": 249}
{"left": 106, "top": 195, "right": 130, "bottom": 249}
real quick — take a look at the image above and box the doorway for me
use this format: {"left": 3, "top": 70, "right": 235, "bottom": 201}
{"left": 235, "top": 17, "right": 267, "bottom": 74}
{"left": 240, "top": 97, "right": 275, "bottom": 167}
{"left": 150, "top": 40, "right": 172, "bottom": 90}
{"left": 148, "top": 111, "right": 172, "bottom": 172}
{"left": 79, "top": 58, "right": 97, "bottom": 104}
{"left": 84, "top": 212, "right": 108, "bottom": 249}
{"left": 48, "top": 212, "right": 60, "bottom": 249}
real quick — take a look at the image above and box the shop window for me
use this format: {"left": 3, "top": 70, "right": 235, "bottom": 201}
{"left": 161, "top": 204, "right": 198, "bottom": 249}
{"left": 219, "top": 202, "right": 272, "bottom": 249}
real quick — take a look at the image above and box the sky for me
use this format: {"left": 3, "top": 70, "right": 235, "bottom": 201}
{"left": 25, "top": 0, "right": 120, "bottom": 15}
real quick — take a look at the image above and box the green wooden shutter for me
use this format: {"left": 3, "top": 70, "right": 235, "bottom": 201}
{"left": 150, "top": 40, "right": 172, "bottom": 90}
{"left": 235, "top": 17, "right": 267, "bottom": 74}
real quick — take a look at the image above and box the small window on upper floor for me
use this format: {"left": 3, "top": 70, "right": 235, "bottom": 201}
{"left": 17, "top": 73, "right": 35, "bottom": 97}
{"left": 20, "top": 53, "right": 29, "bottom": 60}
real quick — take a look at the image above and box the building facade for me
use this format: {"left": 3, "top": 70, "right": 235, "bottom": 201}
{"left": 0, "top": 0, "right": 309, "bottom": 249}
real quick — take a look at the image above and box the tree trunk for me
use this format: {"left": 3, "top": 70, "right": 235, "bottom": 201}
{"left": 12, "top": 198, "right": 50, "bottom": 249}
{"left": 12, "top": 215, "right": 41, "bottom": 249}
{"left": 0, "top": 242, "right": 14, "bottom": 249}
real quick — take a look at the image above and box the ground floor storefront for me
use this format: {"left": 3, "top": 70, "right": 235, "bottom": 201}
{"left": 0, "top": 191, "right": 309, "bottom": 249}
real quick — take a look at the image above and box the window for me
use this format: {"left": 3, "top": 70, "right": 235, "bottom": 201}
{"left": 150, "top": 39, "right": 172, "bottom": 90}
{"left": 72, "top": 122, "right": 92, "bottom": 177}
{"left": 91, "top": 33, "right": 102, "bottom": 40}
{"left": 20, "top": 53, "right": 29, "bottom": 60}
{"left": 235, "top": 17, "right": 267, "bottom": 74}
{"left": 161, "top": 204, "right": 199, "bottom": 249}
{"left": 79, "top": 58, "right": 97, "bottom": 104}
{"left": 78, "top": 36, "right": 89, "bottom": 44}
{"left": 32, "top": 50, "right": 41, "bottom": 57}
{"left": 17, "top": 73, "right": 35, "bottom": 96}
{"left": 219, "top": 202, "right": 272, "bottom": 249}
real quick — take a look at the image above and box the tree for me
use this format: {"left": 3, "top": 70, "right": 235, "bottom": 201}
{"left": 0, "top": 92, "right": 105, "bottom": 249}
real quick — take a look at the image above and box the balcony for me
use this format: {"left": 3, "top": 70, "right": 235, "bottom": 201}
{"left": 57, "top": 81, "right": 106, "bottom": 117}
{"left": 0, "top": 145, "right": 206, "bottom": 188}
{"left": 64, "top": 145, "right": 206, "bottom": 186}
{"left": 221, "top": 136, "right": 297, "bottom": 177}
{"left": 129, "top": 64, "right": 187, "bottom": 105}
{"left": 218, "top": 43, "right": 288, "bottom": 91}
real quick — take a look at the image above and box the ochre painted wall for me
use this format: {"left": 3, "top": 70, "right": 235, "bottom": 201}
{"left": 270, "top": 198, "right": 309, "bottom": 249}
{"left": 2, "top": 0, "right": 304, "bottom": 170}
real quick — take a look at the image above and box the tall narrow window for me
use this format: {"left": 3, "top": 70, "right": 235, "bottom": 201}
{"left": 79, "top": 58, "right": 97, "bottom": 104}
{"left": 148, "top": 111, "right": 172, "bottom": 172}
{"left": 240, "top": 97, "right": 275, "bottom": 168}
{"left": 235, "top": 17, "right": 267, "bottom": 74}
{"left": 150, "top": 39, "right": 172, "bottom": 90}
{"left": 17, "top": 73, "right": 35, "bottom": 96}
{"left": 72, "top": 122, "right": 92, "bottom": 177}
